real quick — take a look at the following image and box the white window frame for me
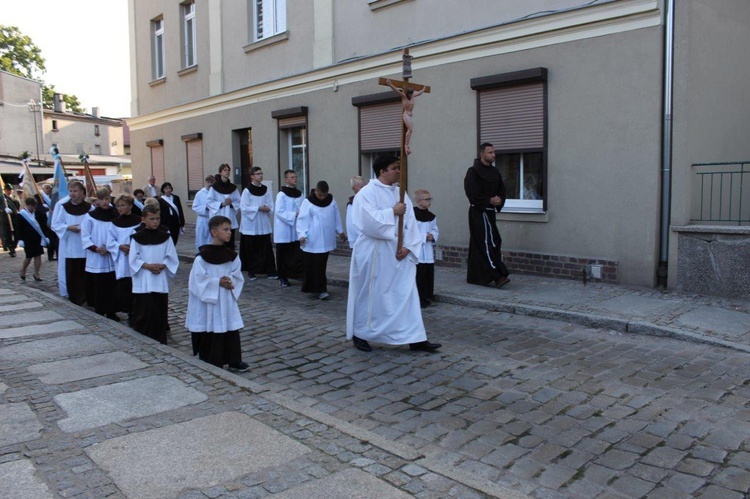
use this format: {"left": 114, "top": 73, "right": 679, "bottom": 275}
{"left": 254, "top": 0, "right": 287, "bottom": 42}
{"left": 182, "top": 1, "right": 197, "bottom": 68}
{"left": 500, "top": 153, "right": 544, "bottom": 213}
{"left": 287, "top": 126, "right": 308, "bottom": 195}
{"left": 152, "top": 18, "right": 166, "bottom": 80}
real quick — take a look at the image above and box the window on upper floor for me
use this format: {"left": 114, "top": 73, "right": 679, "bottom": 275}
{"left": 152, "top": 17, "right": 166, "bottom": 80}
{"left": 182, "top": 1, "right": 197, "bottom": 68}
{"left": 94, "top": 125, "right": 100, "bottom": 137}
{"left": 253, "top": 0, "right": 286, "bottom": 42}
{"left": 472, "top": 68, "right": 548, "bottom": 214}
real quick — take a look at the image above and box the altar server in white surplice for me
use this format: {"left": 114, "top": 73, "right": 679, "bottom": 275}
{"left": 239, "top": 167, "right": 277, "bottom": 279}
{"left": 274, "top": 169, "right": 304, "bottom": 288}
{"left": 107, "top": 194, "right": 142, "bottom": 322}
{"left": 81, "top": 188, "right": 118, "bottom": 319}
{"left": 186, "top": 215, "right": 249, "bottom": 373}
{"left": 206, "top": 163, "right": 241, "bottom": 249}
{"left": 128, "top": 203, "right": 179, "bottom": 345}
{"left": 346, "top": 154, "right": 442, "bottom": 353}
{"left": 51, "top": 180, "right": 92, "bottom": 304}
{"left": 191, "top": 175, "right": 215, "bottom": 252}
{"left": 296, "top": 180, "right": 345, "bottom": 300}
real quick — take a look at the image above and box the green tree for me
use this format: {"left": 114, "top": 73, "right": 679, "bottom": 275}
{"left": 1, "top": 25, "right": 83, "bottom": 113}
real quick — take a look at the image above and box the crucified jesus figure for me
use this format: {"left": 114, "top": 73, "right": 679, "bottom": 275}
{"left": 386, "top": 79, "right": 426, "bottom": 155}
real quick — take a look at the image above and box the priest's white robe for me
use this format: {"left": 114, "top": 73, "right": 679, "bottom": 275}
{"left": 191, "top": 187, "right": 212, "bottom": 251}
{"left": 186, "top": 255, "right": 245, "bottom": 333}
{"left": 128, "top": 238, "right": 179, "bottom": 293}
{"left": 50, "top": 202, "right": 91, "bottom": 297}
{"left": 346, "top": 179, "right": 426, "bottom": 345}
{"left": 81, "top": 216, "right": 115, "bottom": 273}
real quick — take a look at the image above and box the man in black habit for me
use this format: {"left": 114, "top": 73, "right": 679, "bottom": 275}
{"left": 464, "top": 142, "right": 511, "bottom": 288}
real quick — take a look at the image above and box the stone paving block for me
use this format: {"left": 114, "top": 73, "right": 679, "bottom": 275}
{"left": 628, "top": 463, "right": 670, "bottom": 483}
{"left": 480, "top": 444, "right": 530, "bottom": 468}
{"left": 664, "top": 471, "right": 705, "bottom": 494}
{"left": 690, "top": 445, "right": 727, "bottom": 464}
{"left": 610, "top": 474, "right": 656, "bottom": 497}
{"left": 0, "top": 300, "right": 43, "bottom": 313}
{"left": 0, "top": 403, "right": 43, "bottom": 446}
{"left": 676, "top": 307, "right": 750, "bottom": 337}
{"left": 0, "top": 459, "right": 54, "bottom": 498}
{"left": 641, "top": 447, "right": 688, "bottom": 469}
{"left": 0, "top": 293, "right": 31, "bottom": 304}
{"left": 272, "top": 468, "right": 412, "bottom": 498}
{"left": 87, "top": 411, "right": 311, "bottom": 498}
{"left": 28, "top": 351, "right": 149, "bottom": 384}
{"left": 713, "top": 467, "right": 750, "bottom": 493}
{"left": 55, "top": 375, "right": 208, "bottom": 432}
{"left": 537, "top": 463, "right": 577, "bottom": 489}
{"left": 595, "top": 449, "right": 639, "bottom": 471}
{"left": 0, "top": 310, "right": 64, "bottom": 327}
{"left": 0, "top": 319, "right": 84, "bottom": 339}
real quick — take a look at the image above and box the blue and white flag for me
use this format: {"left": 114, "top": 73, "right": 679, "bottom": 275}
{"left": 51, "top": 157, "right": 68, "bottom": 211}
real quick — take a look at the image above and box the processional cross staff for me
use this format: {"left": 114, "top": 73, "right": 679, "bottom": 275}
{"left": 378, "top": 48, "right": 431, "bottom": 250}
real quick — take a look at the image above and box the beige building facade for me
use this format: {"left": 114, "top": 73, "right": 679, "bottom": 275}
{"left": 126, "top": 0, "right": 750, "bottom": 288}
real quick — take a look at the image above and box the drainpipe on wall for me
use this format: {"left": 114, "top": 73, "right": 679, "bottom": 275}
{"left": 657, "top": 0, "right": 675, "bottom": 288}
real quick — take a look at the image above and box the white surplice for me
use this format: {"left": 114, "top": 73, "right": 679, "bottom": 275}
{"left": 191, "top": 187, "right": 212, "bottom": 251}
{"left": 185, "top": 255, "right": 245, "bottom": 333}
{"left": 296, "top": 197, "right": 343, "bottom": 254}
{"left": 416, "top": 214, "right": 439, "bottom": 264}
{"left": 50, "top": 202, "right": 91, "bottom": 297}
{"left": 81, "top": 215, "right": 115, "bottom": 273}
{"left": 239, "top": 187, "right": 274, "bottom": 235}
{"left": 206, "top": 185, "right": 241, "bottom": 229}
{"left": 128, "top": 238, "right": 179, "bottom": 293}
{"left": 107, "top": 223, "right": 139, "bottom": 279}
{"left": 273, "top": 190, "right": 303, "bottom": 243}
{"left": 345, "top": 203, "right": 361, "bottom": 249}
{"left": 346, "top": 179, "right": 426, "bottom": 345}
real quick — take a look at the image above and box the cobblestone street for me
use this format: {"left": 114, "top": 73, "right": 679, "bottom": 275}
{"left": 4, "top": 253, "right": 750, "bottom": 497}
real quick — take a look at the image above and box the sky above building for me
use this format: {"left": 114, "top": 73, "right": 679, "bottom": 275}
{"left": 3, "top": 0, "right": 131, "bottom": 118}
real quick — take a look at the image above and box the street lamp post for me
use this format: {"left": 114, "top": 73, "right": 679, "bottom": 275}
{"left": 28, "top": 99, "right": 41, "bottom": 167}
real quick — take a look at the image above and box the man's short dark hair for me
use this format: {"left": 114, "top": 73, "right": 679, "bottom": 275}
{"left": 25, "top": 197, "right": 37, "bottom": 207}
{"left": 160, "top": 182, "right": 173, "bottom": 194}
{"left": 315, "top": 180, "right": 329, "bottom": 194}
{"left": 284, "top": 169, "right": 296, "bottom": 178}
{"left": 133, "top": 189, "right": 145, "bottom": 197}
{"left": 208, "top": 215, "right": 231, "bottom": 230}
{"left": 479, "top": 142, "right": 494, "bottom": 154}
{"left": 142, "top": 203, "right": 160, "bottom": 216}
{"left": 373, "top": 154, "right": 398, "bottom": 177}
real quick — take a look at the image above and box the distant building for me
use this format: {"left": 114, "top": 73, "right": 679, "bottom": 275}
{"left": 126, "top": 0, "right": 750, "bottom": 290}
{"left": 0, "top": 69, "right": 130, "bottom": 183}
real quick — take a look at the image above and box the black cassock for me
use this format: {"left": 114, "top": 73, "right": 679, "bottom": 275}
{"left": 464, "top": 159, "right": 510, "bottom": 286}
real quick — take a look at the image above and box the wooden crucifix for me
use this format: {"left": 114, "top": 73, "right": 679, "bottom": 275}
{"left": 378, "top": 48, "right": 431, "bottom": 249}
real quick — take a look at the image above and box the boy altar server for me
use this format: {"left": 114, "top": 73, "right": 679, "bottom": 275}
{"left": 107, "top": 194, "right": 142, "bottom": 323}
{"left": 296, "top": 181, "right": 345, "bottom": 300}
{"left": 128, "top": 203, "right": 179, "bottom": 344}
{"left": 274, "top": 169, "right": 304, "bottom": 287}
{"left": 413, "top": 189, "right": 439, "bottom": 308}
{"left": 51, "top": 180, "right": 92, "bottom": 305}
{"left": 239, "top": 166, "right": 276, "bottom": 279}
{"left": 81, "top": 188, "right": 118, "bottom": 319}
{"left": 187, "top": 215, "right": 249, "bottom": 372}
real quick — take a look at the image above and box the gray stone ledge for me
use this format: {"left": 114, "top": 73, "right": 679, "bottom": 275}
{"left": 672, "top": 225, "right": 750, "bottom": 235}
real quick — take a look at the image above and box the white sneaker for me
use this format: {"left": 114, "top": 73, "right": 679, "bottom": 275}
{"left": 319, "top": 292, "right": 329, "bottom": 300}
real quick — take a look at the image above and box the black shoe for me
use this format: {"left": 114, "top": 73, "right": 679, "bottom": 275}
{"left": 495, "top": 277, "right": 511, "bottom": 288}
{"left": 352, "top": 335, "right": 372, "bottom": 352}
{"left": 409, "top": 341, "right": 442, "bottom": 352}
{"left": 106, "top": 313, "right": 121, "bottom": 322}
{"left": 20, "top": 274, "right": 25, "bottom": 281}
{"left": 248, "top": 273, "right": 257, "bottom": 281}
{"left": 279, "top": 278, "right": 290, "bottom": 287}
{"left": 420, "top": 299, "right": 431, "bottom": 308}
{"left": 228, "top": 362, "right": 250, "bottom": 373}
{"left": 267, "top": 273, "right": 278, "bottom": 280}
{"left": 9, "top": 251, "right": 16, "bottom": 257}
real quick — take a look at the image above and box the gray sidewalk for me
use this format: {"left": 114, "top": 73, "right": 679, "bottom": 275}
{"left": 177, "top": 235, "right": 750, "bottom": 354}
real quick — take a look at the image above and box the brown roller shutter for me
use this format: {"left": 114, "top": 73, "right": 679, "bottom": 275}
{"left": 360, "top": 101, "right": 401, "bottom": 152}
{"left": 186, "top": 140, "right": 204, "bottom": 192}
{"left": 150, "top": 145, "right": 165, "bottom": 185}
{"left": 479, "top": 82, "right": 544, "bottom": 150}
{"left": 278, "top": 115, "right": 307, "bottom": 129}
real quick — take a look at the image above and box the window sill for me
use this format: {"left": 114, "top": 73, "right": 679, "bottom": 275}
{"left": 149, "top": 77, "right": 167, "bottom": 87}
{"left": 244, "top": 31, "right": 289, "bottom": 53}
{"left": 369, "top": 0, "right": 413, "bottom": 11}
{"left": 178, "top": 65, "right": 198, "bottom": 77}
{"left": 498, "top": 210, "right": 548, "bottom": 223}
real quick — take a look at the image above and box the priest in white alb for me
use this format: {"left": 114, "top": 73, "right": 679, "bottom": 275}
{"left": 346, "top": 154, "right": 442, "bottom": 353}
